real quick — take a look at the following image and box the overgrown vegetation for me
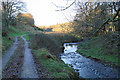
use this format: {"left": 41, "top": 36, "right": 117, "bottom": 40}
{"left": 29, "top": 33, "right": 61, "bottom": 57}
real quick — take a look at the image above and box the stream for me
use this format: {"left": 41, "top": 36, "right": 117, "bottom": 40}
{"left": 60, "top": 42, "right": 120, "bottom": 78}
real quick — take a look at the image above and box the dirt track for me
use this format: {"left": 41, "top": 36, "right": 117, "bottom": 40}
{"left": 2, "top": 36, "right": 39, "bottom": 78}
{"left": 20, "top": 36, "right": 38, "bottom": 78}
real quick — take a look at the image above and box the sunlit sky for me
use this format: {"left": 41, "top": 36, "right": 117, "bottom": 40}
{"left": 22, "top": 0, "right": 76, "bottom": 26}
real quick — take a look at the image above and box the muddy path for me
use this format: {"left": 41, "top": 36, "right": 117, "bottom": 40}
{"left": 2, "top": 36, "right": 39, "bottom": 78}
{"left": 20, "top": 36, "right": 38, "bottom": 78}
{"left": 2, "top": 37, "right": 24, "bottom": 78}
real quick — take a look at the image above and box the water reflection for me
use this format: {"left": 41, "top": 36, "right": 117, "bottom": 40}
{"left": 64, "top": 43, "right": 77, "bottom": 54}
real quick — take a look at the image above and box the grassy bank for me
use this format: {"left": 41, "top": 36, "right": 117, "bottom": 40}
{"left": 32, "top": 48, "right": 79, "bottom": 78}
{"left": 77, "top": 33, "right": 120, "bottom": 67}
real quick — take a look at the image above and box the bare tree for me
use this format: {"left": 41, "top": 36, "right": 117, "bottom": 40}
{"left": 2, "top": 0, "right": 26, "bottom": 30}
{"left": 53, "top": 1, "right": 120, "bottom": 36}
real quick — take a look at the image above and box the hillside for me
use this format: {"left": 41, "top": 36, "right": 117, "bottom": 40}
{"left": 37, "top": 22, "right": 74, "bottom": 33}
{"left": 16, "top": 13, "right": 35, "bottom": 31}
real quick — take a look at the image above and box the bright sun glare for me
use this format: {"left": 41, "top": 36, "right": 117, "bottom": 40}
{"left": 22, "top": 0, "right": 76, "bottom": 26}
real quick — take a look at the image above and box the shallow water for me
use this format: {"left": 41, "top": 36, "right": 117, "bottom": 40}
{"left": 61, "top": 42, "right": 120, "bottom": 78}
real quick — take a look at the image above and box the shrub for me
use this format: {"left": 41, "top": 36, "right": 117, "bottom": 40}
{"left": 29, "top": 33, "right": 61, "bottom": 57}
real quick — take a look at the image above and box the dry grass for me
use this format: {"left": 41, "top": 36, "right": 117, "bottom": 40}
{"left": 45, "top": 32, "right": 66, "bottom": 34}
{"left": 29, "top": 33, "right": 61, "bottom": 57}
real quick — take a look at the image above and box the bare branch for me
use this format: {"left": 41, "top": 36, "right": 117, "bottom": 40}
{"left": 52, "top": 2, "right": 65, "bottom": 8}
{"left": 113, "top": 7, "right": 120, "bottom": 20}
{"left": 55, "top": 0, "right": 76, "bottom": 11}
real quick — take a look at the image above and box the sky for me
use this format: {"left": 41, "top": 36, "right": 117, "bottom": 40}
{"left": 21, "top": 0, "right": 119, "bottom": 26}
{"left": 22, "top": 0, "right": 76, "bottom": 26}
